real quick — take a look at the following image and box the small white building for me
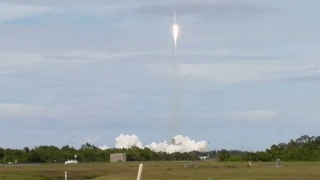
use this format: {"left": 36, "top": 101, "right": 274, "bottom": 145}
{"left": 65, "top": 159, "right": 78, "bottom": 164}
{"left": 199, "top": 156, "right": 209, "bottom": 160}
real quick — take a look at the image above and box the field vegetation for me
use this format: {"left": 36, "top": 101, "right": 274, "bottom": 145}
{"left": 1, "top": 161, "right": 320, "bottom": 180}
{"left": 1, "top": 135, "right": 320, "bottom": 179}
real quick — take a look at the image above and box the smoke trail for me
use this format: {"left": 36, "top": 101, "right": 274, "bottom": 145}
{"left": 169, "top": 45, "right": 180, "bottom": 142}
{"left": 170, "top": 13, "right": 180, "bottom": 143}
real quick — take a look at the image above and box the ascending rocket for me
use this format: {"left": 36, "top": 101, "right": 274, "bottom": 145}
{"left": 172, "top": 11, "right": 179, "bottom": 50}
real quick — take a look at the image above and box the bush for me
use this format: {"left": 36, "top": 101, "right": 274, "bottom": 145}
{"left": 228, "top": 155, "right": 243, "bottom": 161}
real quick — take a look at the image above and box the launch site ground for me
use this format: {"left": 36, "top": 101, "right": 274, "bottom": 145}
{"left": 1, "top": 161, "right": 319, "bottom": 180}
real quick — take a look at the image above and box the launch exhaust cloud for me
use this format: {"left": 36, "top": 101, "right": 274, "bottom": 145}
{"left": 99, "top": 134, "right": 209, "bottom": 154}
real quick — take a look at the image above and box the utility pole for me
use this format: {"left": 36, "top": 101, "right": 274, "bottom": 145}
{"left": 216, "top": 149, "right": 218, "bottom": 161}
{"left": 207, "top": 142, "right": 209, "bottom": 159}
{"left": 242, "top": 146, "right": 244, "bottom": 161}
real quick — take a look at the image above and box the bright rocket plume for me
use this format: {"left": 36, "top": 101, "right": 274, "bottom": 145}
{"left": 173, "top": 25, "right": 179, "bottom": 50}
{"left": 173, "top": 11, "right": 179, "bottom": 50}
{"left": 98, "top": 134, "right": 209, "bottom": 154}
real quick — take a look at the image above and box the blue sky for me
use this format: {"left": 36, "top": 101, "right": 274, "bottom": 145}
{"left": 1, "top": 0, "right": 320, "bottom": 151}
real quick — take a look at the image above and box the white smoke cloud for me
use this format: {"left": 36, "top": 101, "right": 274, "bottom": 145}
{"left": 146, "top": 135, "right": 208, "bottom": 154}
{"left": 98, "top": 145, "right": 109, "bottom": 150}
{"left": 102, "top": 134, "right": 208, "bottom": 154}
{"left": 115, "top": 134, "right": 143, "bottom": 149}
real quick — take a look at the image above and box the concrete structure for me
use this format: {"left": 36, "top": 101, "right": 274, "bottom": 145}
{"left": 110, "top": 153, "right": 126, "bottom": 162}
{"left": 276, "top": 159, "right": 282, "bottom": 167}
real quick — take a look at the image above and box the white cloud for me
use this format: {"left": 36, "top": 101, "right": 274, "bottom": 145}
{"left": 0, "top": 1, "right": 144, "bottom": 19}
{"left": 213, "top": 110, "right": 278, "bottom": 123}
{"left": 0, "top": 52, "right": 71, "bottom": 74}
{"left": 0, "top": 103, "right": 65, "bottom": 119}
{"left": 292, "top": 108, "right": 320, "bottom": 124}
{"left": 98, "top": 145, "right": 109, "bottom": 150}
{"left": 43, "top": 50, "right": 158, "bottom": 61}
{"left": 0, "top": 51, "right": 161, "bottom": 71}
{"left": 74, "top": 2, "right": 145, "bottom": 17}
{"left": 0, "top": 49, "right": 259, "bottom": 71}
{"left": 0, "top": 2, "right": 53, "bottom": 23}
{"left": 5, "top": 0, "right": 142, "bottom": 7}
{"left": 186, "top": 109, "right": 278, "bottom": 123}
{"left": 4, "top": 50, "right": 320, "bottom": 85}
{"left": 147, "top": 56, "right": 320, "bottom": 84}
{"left": 0, "top": 70, "right": 16, "bottom": 75}
{"left": 134, "top": 0, "right": 272, "bottom": 17}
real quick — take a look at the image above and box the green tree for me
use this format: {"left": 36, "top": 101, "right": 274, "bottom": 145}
{"left": 219, "top": 149, "right": 230, "bottom": 161}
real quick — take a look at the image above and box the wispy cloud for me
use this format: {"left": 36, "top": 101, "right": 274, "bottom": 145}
{"left": 134, "top": 1, "right": 275, "bottom": 18}
{"left": 4, "top": 49, "right": 320, "bottom": 85}
{"left": 147, "top": 55, "right": 320, "bottom": 84}
{"left": 211, "top": 109, "right": 278, "bottom": 123}
{"left": 0, "top": 2, "right": 53, "bottom": 24}
{"left": 0, "top": 49, "right": 266, "bottom": 68}
{"left": 0, "top": 103, "right": 65, "bottom": 119}
{"left": 180, "top": 110, "right": 278, "bottom": 123}
{"left": 0, "top": 70, "right": 16, "bottom": 75}
{"left": 153, "top": 109, "right": 278, "bottom": 123}
{"left": 0, "top": 103, "right": 133, "bottom": 125}
{"left": 42, "top": 51, "right": 158, "bottom": 62}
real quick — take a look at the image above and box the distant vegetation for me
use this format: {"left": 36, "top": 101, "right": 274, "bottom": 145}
{"left": 0, "top": 135, "right": 319, "bottom": 164}
{"left": 242, "top": 135, "right": 320, "bottom": 161}
{"left": 220, "top": 135, "right": 320, "bottom": 162}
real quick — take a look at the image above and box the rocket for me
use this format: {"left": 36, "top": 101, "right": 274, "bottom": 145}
{"left": 174, "top": 11, "right": 176, "bottom": 24}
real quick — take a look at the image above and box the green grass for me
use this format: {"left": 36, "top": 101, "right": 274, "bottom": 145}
{"left": 1, "top": 161, "right": 320, "bottom": 180}
{"left": 0, "top": 174, "right": 44, "bottom": 180}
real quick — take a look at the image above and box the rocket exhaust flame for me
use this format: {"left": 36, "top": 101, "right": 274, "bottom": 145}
{"left": 172, "top": 11, "right": 179, "bottom": 51}
{"left": 173, "top": 25, "right": 179, "bottom": 51}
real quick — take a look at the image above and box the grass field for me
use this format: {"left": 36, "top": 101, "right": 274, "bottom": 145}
{"left": 1, "top": 161, "right": 320, "bottom": 180}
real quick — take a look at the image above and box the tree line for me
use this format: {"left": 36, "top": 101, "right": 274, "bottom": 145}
{"left": 218, "top": 135, "right": 320, "bottom": 162}
{"left": 0, "top": 135, "right": 319, "bottom": 164}
{"left": 0, "top": 143, "right": 202, "bottom": 164}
